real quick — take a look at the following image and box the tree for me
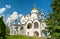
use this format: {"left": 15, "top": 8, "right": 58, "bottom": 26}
{"left": 46, "top": 0, "right": 60, "bottom": 39}
{"left": 0, "top": 16, "right": 6, "bottom": 39}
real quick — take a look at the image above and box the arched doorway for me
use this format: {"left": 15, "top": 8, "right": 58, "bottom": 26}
{"left": 34, "top": 31, "right": 39, "bottom": 36}
{"left": 27, "top": 23, "right": 32, "bottom": 29}
{"left": 34, "top": 22, "right": 39, "bottom": 28}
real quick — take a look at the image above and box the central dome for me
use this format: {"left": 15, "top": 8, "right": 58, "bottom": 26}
{"left": 32, "top": 7, "right": 38, "bottom": 10}
{"left": 31, "top": 4, "right": 39, "bottom": 14}
{"left": 31, "top": 7, "right": 39, "bottom": 14}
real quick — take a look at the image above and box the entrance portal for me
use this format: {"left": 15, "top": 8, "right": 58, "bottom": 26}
{"left": 34, "top": 31, "right": 39, "bottom": 36}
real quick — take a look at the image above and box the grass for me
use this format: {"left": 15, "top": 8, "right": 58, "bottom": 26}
{"left": 6, "top": 35, "right": 45, "bottom": 39}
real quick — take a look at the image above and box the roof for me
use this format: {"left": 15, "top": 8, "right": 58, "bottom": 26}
{"left": 10, "top": 22, "right": 26, "bottom": 26}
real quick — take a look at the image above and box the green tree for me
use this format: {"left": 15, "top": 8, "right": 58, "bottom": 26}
{"left": 46, "top": 0, "right": 60, "bottom": 39}
{"left": 0, "top": 16, "right": 6, "bottom": 39}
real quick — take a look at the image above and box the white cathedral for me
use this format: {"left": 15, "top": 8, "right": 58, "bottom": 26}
{"left": 9, "top": 5, "right": 47, "bottom": 37}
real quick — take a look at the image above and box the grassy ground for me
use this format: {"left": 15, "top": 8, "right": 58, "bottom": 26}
{"left": 6, "top": 35, "right": 44, "bottom": 39}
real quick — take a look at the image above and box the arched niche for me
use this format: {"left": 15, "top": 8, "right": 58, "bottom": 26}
{"left": 34, "top": 31, "right": 39, "bottom": 36}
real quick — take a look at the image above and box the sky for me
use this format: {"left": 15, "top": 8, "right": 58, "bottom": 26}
{"left": 0, "top": 0, "right": 52, "bottom": 24}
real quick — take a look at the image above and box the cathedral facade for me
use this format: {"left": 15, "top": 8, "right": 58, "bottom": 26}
{"left": 9, "top": 6, "right": 47, "bottom": 37}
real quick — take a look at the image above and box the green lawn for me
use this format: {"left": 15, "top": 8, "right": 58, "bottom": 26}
{"left": 6, "top": 35, "right": 44, "bottom": 39}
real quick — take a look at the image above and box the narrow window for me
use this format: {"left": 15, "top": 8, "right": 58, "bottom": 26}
{"left": 34, "top": 22, "right": 39, "bottom": 28}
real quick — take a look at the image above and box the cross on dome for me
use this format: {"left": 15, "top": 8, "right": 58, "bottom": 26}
{"left": 32, "top": 3, "right": 38, "bottom": 10}
{"left": 31, "top": 3, "right": 39, "bottom": 13}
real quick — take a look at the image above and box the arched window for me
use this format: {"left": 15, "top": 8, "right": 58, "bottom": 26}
{"left": 34, "top": 22, "right": 39, "bottom": 28}
{"left": 27, "top": 14, "right": 30, "bottom": 17}
{"left": 27, "top": 23, "right": 32, "bottom": 29}
{"left": 34, "top": 31, "right": 39, "bottom": 36}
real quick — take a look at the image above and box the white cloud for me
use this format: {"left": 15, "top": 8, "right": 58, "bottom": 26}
{"left": 10, "top": 11, "right": 18, "bottom": 20}
{"left": 6, "top": 11, "right": 18, "bottom": 24}
{"left": 0, "top": 8, "right": 6, "bottom": 14}
{"left": 6, "top": 17, "right": 12, "bottom": 23}
{"left": 0, "top": 5, "right": 11, "bottom": 14}
{"left": 6, "top": 11, "right": 24, "bottom": 25}
{"left": 5, "top": 5, "right": 11, "bottom": 9}
{"left": 19, "top": 14, "right": 23, "bottom": 17}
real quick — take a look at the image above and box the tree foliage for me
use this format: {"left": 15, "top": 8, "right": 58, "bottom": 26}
{"left": 0, "top": 16, "right": 6, "bottom": 39}
{"left": 46, "top": 0, "right": 60, "bottom": 39}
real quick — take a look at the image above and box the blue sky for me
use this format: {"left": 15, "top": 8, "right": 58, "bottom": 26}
{"left": 0, "top": 0, "right": 52, "bottom": 23}
{"left": 0, "top": 0, "right": 52, "bottom": 15}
